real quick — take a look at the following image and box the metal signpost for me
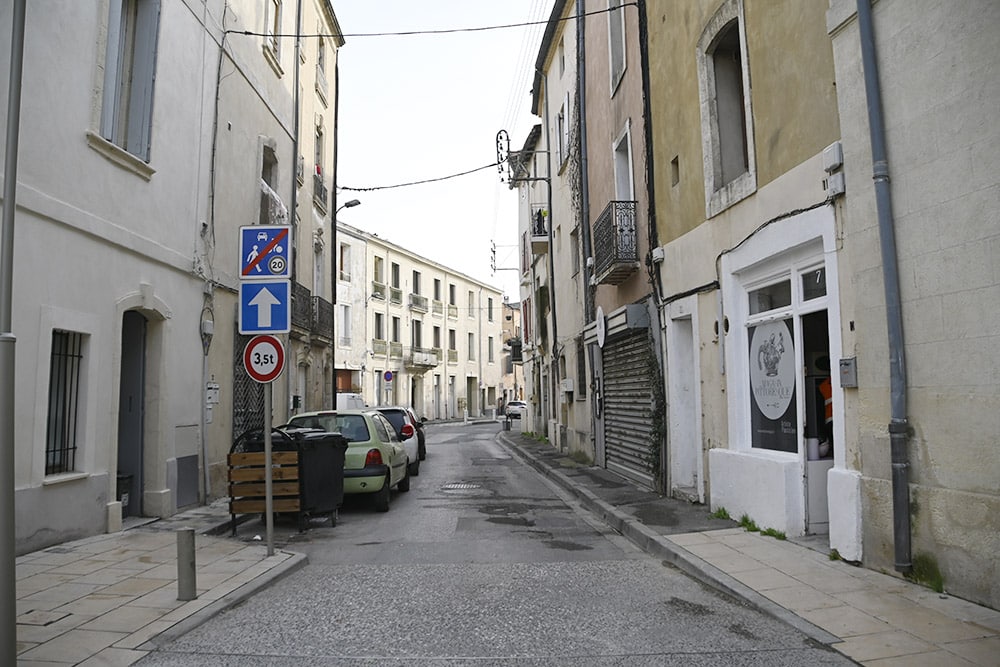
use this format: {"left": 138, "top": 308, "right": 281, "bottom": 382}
{"left": 239, "top": 227, "right": 291, "bottom": 557}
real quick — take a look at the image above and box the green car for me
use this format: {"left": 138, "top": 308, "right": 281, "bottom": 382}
{"left": 285, "top": 409, "right": 409, "bottom": 511}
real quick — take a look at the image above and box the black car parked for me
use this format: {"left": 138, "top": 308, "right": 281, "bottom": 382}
{"left": 375, "top": 406, "right": 425, "bottom": 475}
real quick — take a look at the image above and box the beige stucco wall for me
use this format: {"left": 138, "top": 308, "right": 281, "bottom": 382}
{"left": 829, "top": 0, "right": 1000, "bottom": 608}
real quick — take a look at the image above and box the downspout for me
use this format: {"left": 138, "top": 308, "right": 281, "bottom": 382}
{"left": 856, "top": 0, "right": 910, "bottom": 573}
{"left": 331, "top": 60, "right": 340, "bottom": 409}
{"left": 576, "top": 0, "right": 592, "bottom": 323}
{"left": 286, "top": 0, "right": 303, "bottom": 422}
{"left": 540, "top": 71, "right": 559, "bottom": 424}
{"left": 636, "top": 0, "right": 661, "bottom": 303}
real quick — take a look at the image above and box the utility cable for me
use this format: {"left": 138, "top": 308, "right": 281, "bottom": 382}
{"left": 341, "top": 159, "right": 506, "bottom": 192}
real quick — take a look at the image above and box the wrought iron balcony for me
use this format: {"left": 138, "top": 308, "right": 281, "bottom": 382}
{"left": 389, "top": 287, "right": 403, "bottom": 305}
{"left": 313, "top": 173, "right": 328, "bottom": 212}
{"left": 530, "top": 204, "right": 548, "bottom": 254}
{"left": 371, "top": 281, "right": 386, "bottom": 300}
{"left": 372, "top": 339, "right": 387, "bottom": 356}
{"left": 311, "top": 296, "right": 333, "bottom": 341}
{"left": 593, "top": 200, "right": 639, "bottom": 285}
{"left": 404, "top": 346, "right": 438, "bottom": 369}
{"left": 409, "top": 293, "right": 428, "bottom": 312}
{"left": 291, "top": 282, "right": 312, "bottom": 331}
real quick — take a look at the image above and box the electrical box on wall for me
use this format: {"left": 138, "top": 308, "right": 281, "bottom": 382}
{"left": 839, "top": 357, "right": 858, "bottom": 388}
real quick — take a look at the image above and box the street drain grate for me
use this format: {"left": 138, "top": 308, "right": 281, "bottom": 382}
{"left": 442, "top": 482, "right": 482, "bottom": 491}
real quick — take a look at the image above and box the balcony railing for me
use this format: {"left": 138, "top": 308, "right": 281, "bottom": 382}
{"left": 447, "top": 304, "right": 458, "bottom": 319}
{"left": 530, "top": 204, "right": 548, "bottom": 254}
{"left": 389, "top": 287, "right": 403, "bottom": 305}
{"left": 371, "top": 281, "right": 386, "bottom": 300}
{"left": 409, "top": 293, "right": 428, "bottom": 312}
{"left": 291, "top": 282, "right": 312, "bottom": 331}
{"left": 372, "top": 339, "right": 387, "bottom": 356}
{"left": 404, "top": 346, "right": 438, "bottom": 369}
{"left": 431, "top": 299, "right": 444, "bottom": 315}
{"left": 593, "top": 200, "right": 639, "bottom": 285}
{"left": 389, "top": 342, "right": 403, "bottom": 358}
{"left": 313, "top": 173, "right": 328, "bottom": 212}
{"left": 311, "top": 296, "right": 333, "bottom": 341}
{"left": 447, "top": 349, "right": 458, "bottom": 364}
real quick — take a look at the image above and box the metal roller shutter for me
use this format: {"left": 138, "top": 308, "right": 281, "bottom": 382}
{"left": 602, "top": 329, "right": 654, "bottom": 487}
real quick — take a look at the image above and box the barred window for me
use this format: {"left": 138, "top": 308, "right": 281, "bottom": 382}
{"left": 46, "top": 331, "right": 84, "bottom": 475}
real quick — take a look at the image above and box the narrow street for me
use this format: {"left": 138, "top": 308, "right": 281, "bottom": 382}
{"left": 136, "top": 421, "right": 853, "bottom": 665}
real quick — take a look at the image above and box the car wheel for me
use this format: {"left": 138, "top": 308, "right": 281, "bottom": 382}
{"left": 398, "top": 467, "right": 411, "bottom": 492}
{"left": 373, "top": 476, "right": 391, "bottom": 512}
{"left": 419, "top": 442, "right": 426, "bottom": 461}
{"left": 409, "top": 457, "right": 420, "bottom": 477}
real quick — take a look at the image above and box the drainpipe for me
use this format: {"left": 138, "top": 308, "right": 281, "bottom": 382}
{"left": 576, "top": 0, "right": 592, "bottom": 323}
{"left": 539, "top": 70, "right": 559, "bottom": 424}
{"left": 856, "top": 0, "right": 910, "bottom": 573}
{"left": 285, "top": 0, "right": 302, "bottom": 422}
{"left": 636, "top": 0, "right": 661, "bottom": 303}
{"left": 1, "top": 2, "right": 26, "bottom": 659}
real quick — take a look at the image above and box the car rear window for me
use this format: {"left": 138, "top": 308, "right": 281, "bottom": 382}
{"left": 377, "top": 409, "right": 407, "bottom": 432}
{"left": 287, "top": 414, "right": 370, "bottom": 442}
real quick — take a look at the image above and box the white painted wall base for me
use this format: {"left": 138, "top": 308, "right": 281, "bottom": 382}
{"left": 107, "top": 502, "right": 123, "bottom": 533}
{"left": 827, "top": 467, "right": 862, "bottom": 562}
{"left": 708, "top": 448, "right": 805, "bottom": 536}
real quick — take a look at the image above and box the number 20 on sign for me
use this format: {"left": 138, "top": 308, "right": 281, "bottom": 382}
{"left": 243, "top": 335, "right": 285, "bottom": 383}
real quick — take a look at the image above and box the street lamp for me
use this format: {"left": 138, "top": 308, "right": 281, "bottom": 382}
{"left": 331, "top": 199, "right": 361, "bottom": 408}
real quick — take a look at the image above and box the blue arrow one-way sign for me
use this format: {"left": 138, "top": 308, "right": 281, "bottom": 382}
{"left": 239, "top": 281, "right": 290, "bottom": 334}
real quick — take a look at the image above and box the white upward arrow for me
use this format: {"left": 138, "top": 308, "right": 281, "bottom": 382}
{"left": 249, "top": 287, "right": 280, "bottom": 327}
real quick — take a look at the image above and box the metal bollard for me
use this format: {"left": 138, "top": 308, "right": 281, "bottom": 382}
{"left": 177, "top": 528, "right": 197, "bottom": 601}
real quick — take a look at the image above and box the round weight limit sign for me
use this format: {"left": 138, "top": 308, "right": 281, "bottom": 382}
{"left": 244, "top": 335, "right": 285, "bottom": 383}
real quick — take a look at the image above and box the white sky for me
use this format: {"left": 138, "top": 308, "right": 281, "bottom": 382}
{"left": 333, "top": 1, "right": 554, "bottom": 302}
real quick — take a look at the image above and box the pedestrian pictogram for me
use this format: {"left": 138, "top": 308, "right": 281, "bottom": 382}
{"left": 244, "top": 335, "right": 285, "bottom": 383}
{"left": 240, "top": 226, "right": 291, "bottom": 279}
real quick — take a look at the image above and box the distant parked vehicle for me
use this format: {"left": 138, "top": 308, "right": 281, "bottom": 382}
{"left": 505, "top": 400, "right": 527, "bottom": 419}
{"left": 374, "top": 407, "right": 422, "bottom": 476}
{"left": 336, "top": 392, "right": 366, "bottom": 410}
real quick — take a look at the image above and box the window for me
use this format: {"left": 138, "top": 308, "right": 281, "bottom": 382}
{"left": 468, "top": 333, "right": 476, "bottom": 360}
{"left": 412, "top": 270, "right": 421, "bottom": 295}
{"left": 412, "top": 320, "right": 423, "bottom": 348}
{"left": 317, "top": 35, "right": 326, "bottom": 74}
{"left": 449, "top": 283, "right": 456, "bottom": 306}
{"left": 101, "top": 0, "right": 161, "bottom": 161}
{"left": 391, "top": 316, "right": 401, "bottom": 343}
{"left": 487, "top": 297, "right": 494, "bottom": 322}
{"left": 434, "top": 279, "right": 442, "bottom": 301}
{"left": 433, "top": 326, "right": 441, "bottom": 349}
{"left": 46, "top": 331, "right": 84, "bottom": 475}
{"left": 608, "top": 0, "right": 626, "bottom": 93}
{"left": 614, "top": 123, "right": 634, "bottom": 201}
{"left": 488, "top": 336, "right": 495, "bottom": 363}
{"left": 570, "top": 227, "right": 580, "bottom": 275}
{"left": 373, "top": 256, "right": 384, "bottom": 284}
{"left": 468, "top": 290, "right": 475, "bottom": 318}
{"left": 576, "top": 337, "right": 587, "bottom": 398}
{"left": 374, "top": 312, "right": 384, "bottom": 340}
{"left": 558, "top": 37, "right": 565, "bottom": 77}
{"left": 556, "top": 103, "right": 567, "bottom": 166}
{"left": 339, "top": 243, "right": 351, "bottom": 282}
{"left": 391, "top": 262, "right": 400, "bottom": 289}
{"left": 696, "top": 0, "right": 756, "bottom": 216}
{"left": 266, "top": 0, "right": 282, "bottom": 56}
{"left": 314, "top": 125, "right": 324, "bottom": 177}
{"left": 448, "top": 329, "right": 457, "bottom": 351}
{"left": 338, "top": 304, "right": 351, "bottom": 346}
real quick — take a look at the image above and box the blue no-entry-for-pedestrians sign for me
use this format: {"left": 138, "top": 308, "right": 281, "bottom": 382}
{"left": 239, "top": 281, "right": 290, "bottom": 334}
{"left": 240, "top": 226, "right": 291, "bottom": 280}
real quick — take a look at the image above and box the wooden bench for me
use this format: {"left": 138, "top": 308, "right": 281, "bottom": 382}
{"left": 228, "top": 450, "right": 302, "bottom": 534}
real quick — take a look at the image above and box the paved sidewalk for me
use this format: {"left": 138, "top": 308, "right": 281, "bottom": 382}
{"left": 15, "top": 499, "right": 305, "bottom": 666}
{"left": 497, "top": 428, "right": 1000, "bottom": 666}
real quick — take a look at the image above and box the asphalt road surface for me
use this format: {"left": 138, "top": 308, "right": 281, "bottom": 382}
{"left": 138, "top": 420, "right": 854, "bottom": 666}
